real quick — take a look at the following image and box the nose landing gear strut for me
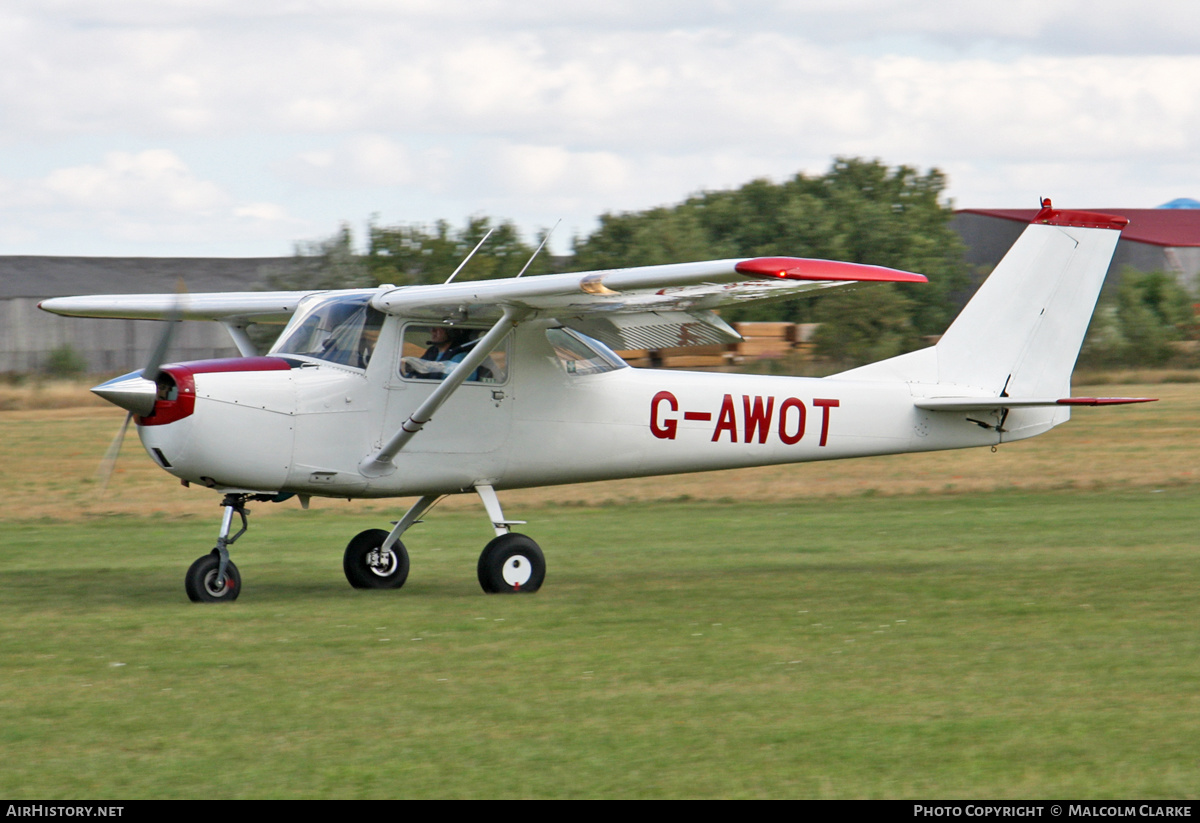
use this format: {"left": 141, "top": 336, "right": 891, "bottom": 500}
{"left": 185, "top": 493, "right": 274, "bottom": 603}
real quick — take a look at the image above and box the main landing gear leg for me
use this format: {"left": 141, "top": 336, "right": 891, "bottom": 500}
{"left": 474, "top": 484, "right": 544, "bottom": 594}
{"left": 185, "top": 493, "right": 251, "bottom": 603}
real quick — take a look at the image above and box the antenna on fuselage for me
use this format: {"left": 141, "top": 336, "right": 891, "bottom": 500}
{"left": 444, "top": 227, "right": 495, "bottom": 284}
{"left": 514, "top": 219, "right": 561, "bottom": 278}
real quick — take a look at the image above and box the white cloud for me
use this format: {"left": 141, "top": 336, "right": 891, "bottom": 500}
{"left": 234, "top": 202, "right": 289, "bottom": 221}
{"left": 490, "top": 145, "right": 629, "bottom": 196}
{"left": 0, "top": 149, "right": 302, "bottom": 254}
{"left": 2, "top": 2, "right": 1200, "bottom": 255}
{"left": 279, "top": 135, "right": 418, "bottom": 188}
{"left": 43, "top": 150, "right": 228, "bottom": 212}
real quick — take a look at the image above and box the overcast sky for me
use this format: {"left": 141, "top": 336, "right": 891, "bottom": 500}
{"left": 1, "top": 1, "right": 1197, "bottom": 258}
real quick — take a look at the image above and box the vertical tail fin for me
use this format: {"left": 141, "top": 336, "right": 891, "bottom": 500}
{"left": 935, "top": 202, "right": 1127, "bottom": 397}
{"left": 839, "top": 201, "right": 1127, "bottom": 401}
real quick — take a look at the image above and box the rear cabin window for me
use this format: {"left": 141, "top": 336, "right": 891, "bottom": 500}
{"left": 545, "top": 328, "right": 627, "bottom": 375}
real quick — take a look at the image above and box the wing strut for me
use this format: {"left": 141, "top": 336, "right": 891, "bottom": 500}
{"left": 358, "top": 305, "right": 529, "bottom": 478}
{"left": 221, "top": 320, "right": 257, "bottom": 357}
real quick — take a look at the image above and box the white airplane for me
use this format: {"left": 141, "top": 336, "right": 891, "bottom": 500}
{"left": 40, "top": 200, "right": 1152, "bottom": 602}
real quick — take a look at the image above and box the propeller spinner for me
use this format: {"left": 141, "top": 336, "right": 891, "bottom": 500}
{"left": 93, "top": 297, "right": 182, "bottom": 488}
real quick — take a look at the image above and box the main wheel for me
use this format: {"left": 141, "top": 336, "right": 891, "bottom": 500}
{"left": 344, "top": 529, "right": 410, "bottom": 589}
{"left": 477, "top": 533, "right": 545, "bottom": 594}
{"left": 185, "top": 552, "right": 241, "bottom": 603}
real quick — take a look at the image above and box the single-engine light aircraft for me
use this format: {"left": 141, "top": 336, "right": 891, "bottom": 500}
{"left": 40, "top": 200, "right": 1153, "bottom": 601}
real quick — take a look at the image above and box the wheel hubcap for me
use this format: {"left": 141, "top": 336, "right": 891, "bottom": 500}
{"left": 203, "top": 570, "right": 233, "bottom": 597}
{"left": 367, "top": 548, "right": 398, "bottom": 577}
{"left": 501, "top": 555, "right": 533, "bottom": 587}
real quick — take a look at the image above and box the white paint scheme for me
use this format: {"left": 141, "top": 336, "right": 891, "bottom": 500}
{"left": 136, "top": 215, "right": 1131, "bottom": 498}
{"left": 39, "top": 290, "right": 321, "bottom": 323}
{"left": 39, "top": 205, "right": 1150, "bottom": 597}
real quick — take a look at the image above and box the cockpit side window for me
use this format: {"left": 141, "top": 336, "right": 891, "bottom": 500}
{"left": 399, "top": 324, "right": 508, "bottom": 384}
{"left": 270, "top": 295, "right": 385, "bottom": 369}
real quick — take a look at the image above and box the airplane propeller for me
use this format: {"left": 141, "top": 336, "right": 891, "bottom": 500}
{"left": 97, "top": 411, "right": 135, "bottom": 493}
{"left": 93, "top": 294, "right": 183, "bottom": 490}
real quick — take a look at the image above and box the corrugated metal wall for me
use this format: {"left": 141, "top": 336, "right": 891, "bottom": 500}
{"left": 2, "top": 299, "right": 244, "bottom": 373}
{"left": 1, "top": 256, "right": 297, "bottom": 375}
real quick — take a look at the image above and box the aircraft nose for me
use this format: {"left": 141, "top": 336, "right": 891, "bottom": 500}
{"left": 91, "top": 370, "right": 157, "bottom": 417}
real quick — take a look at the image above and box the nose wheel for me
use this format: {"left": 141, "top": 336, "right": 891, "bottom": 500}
{"left": 185, "top": 552, "right": 242, "bottom": 602}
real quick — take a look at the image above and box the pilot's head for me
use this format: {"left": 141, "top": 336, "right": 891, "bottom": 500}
{"left": 429, "top": 326, "right": 469, "bottom": 349}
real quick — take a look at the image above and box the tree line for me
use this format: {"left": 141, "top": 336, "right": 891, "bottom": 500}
{"left": 265, "top": 157, "right": 1197, "bottom": 369}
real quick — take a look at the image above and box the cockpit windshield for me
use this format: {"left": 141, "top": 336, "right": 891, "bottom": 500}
{"left": 270, "top": 294, "right": 385, "bottom": 369}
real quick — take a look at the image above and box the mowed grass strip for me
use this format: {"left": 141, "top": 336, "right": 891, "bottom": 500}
{"left": 1, "top": 490, "right": 1197, "bottom": 798}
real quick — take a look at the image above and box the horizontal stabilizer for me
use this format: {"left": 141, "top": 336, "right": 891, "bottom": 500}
{"left": 915, "top": 396, "right": 1156, "bottom": 411}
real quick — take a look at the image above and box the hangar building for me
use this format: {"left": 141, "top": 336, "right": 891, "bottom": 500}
{"left": 951, "top": 204, "right": 1200, "bottom": 293}
{"left": 0, "top": 256, "right": 294, "bottom": 374}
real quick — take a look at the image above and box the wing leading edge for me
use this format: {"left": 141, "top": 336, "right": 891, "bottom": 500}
{"left": 38, "top": 290, "right": 326, "bottom": 323}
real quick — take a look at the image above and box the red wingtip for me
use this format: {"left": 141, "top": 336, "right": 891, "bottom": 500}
{"left": 735, "top": 257, "right": 927, "bottom": 284}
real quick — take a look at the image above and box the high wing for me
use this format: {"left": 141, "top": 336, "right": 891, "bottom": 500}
{"left": 38, "top": 257, "right": 926, "bottom": 351}
{"left": 38, "top": 289, "right": 358, "bottom": 358}
{"left": 38, "top": 290, "right": 337, "bottom": 323}
{"left": 373, "top": 256, "right": 926, "bottom": 349}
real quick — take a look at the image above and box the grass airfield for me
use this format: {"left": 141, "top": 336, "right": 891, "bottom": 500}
{"left": 1, "top": 382, "right": 1197, "bottom": 798}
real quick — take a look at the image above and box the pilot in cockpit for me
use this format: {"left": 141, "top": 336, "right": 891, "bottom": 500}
{"left": 400, "top": 325, "right": 500, "bottom": 382}
{"left": 402, "top": 326, "right": 470, "bottom": 379}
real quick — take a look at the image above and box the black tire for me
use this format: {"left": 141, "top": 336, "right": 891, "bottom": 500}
{"left": 344, "top": 529, "right": 410, "bottom": 589}
{"left": 477, "top": 533, "right": 545, "bottom": 594}
{"left": 185, "top": 552, "right": 241, "bottom": 603}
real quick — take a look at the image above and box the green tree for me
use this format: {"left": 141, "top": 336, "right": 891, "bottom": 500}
{"left": 571, "top": 158, "right": 969, "bottom": 337}
{"left": 368, "top": 216, "right": 557, "bottom": 286}
{"left": 812, "top": 284, "right": 921, "bottom": 366}
{"left": 1080, "top": 269, "right": 1195, "bottom": 366}
{"left": 43, "top": 344, "right": 88, "bottom": 378}
{"left": 1116, "top": 270, "right": 1194, "bottom": 365}
{"left": 572, "top": 207, "right": 720, "bottom": 271}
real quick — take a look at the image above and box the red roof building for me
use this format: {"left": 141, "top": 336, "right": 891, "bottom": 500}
{"left": 952, "top": 207, "right": 1200, "bottom": 293}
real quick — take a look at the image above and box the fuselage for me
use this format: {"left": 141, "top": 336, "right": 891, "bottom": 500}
{"left": 131, "top": 317, "right": 1013, "bottom": 499}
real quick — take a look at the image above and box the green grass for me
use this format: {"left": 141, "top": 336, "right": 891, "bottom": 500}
{"left": 2, "top": 490, "right": 1198, "bottom": 798}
